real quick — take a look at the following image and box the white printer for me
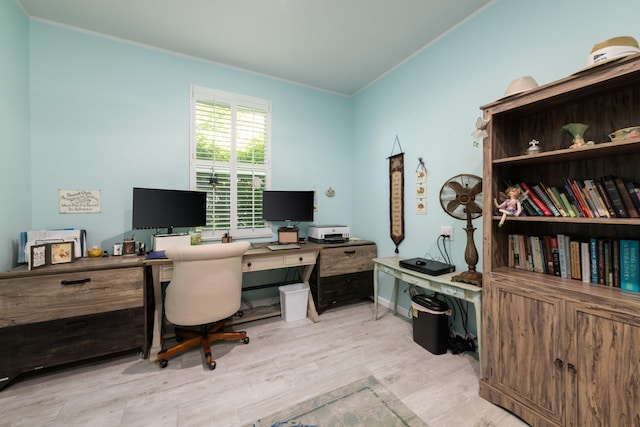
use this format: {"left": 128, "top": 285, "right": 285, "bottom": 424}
{"left": 307, "top": 225, "right": 350, "bottom": 243}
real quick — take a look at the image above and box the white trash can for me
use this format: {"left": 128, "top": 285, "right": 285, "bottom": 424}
{"left": 279, "top": 283, "right": 309, "bottom": 322}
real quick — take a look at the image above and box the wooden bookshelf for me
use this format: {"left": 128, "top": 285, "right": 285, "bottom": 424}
{"left": 479, "top": 55, "right": 640, "bottom": 426}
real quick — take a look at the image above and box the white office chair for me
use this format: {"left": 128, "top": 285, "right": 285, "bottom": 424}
{"left": 156, "top": 241, "right": 251, "bottom": 370}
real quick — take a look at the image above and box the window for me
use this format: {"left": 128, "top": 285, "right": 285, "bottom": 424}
{"left": 190, "top": 85, "right": 272, "bottom": 239}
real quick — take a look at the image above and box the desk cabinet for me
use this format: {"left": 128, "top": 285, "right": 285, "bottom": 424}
{"left": 0, "top": 257, "right": 145, "bottom": 390}
{"left": 310, "top": 241, "right": 377, "bottom": 313}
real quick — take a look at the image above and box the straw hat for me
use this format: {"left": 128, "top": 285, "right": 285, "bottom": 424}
{"left": 503, "top": 76, "right": 539, "bottom": 97}
{"left": 584, "top": 36, "right": 640, "bottom": 68}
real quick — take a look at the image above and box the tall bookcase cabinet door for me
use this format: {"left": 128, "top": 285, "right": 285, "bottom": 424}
{"left": 566, "top": 302, "right": 640, "bottom": 426}
{"left": 492, "top": 277, "right": 564, "bottom": 425}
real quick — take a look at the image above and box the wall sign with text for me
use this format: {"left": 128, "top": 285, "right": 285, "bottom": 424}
{"left": 59, "top": 190, "right": 101, "bottom": 214}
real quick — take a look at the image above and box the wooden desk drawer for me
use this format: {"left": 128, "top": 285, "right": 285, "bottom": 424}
{"left": 0, "top": 267, "right": 143, "bottom": 327}
{"left": 243, "top": 251, "right": 317, "bottom": 271}
{"left": 318, "top": 245, "right": 376, "bottom": 277}
{"left": 0, "top": 307, "right": 144, "bottom": 373}
{"left": 284, "top": 252, "right": 316, "bottom": 266}
{"left": 314, "top": 271, "right": 373, "bottom": 308}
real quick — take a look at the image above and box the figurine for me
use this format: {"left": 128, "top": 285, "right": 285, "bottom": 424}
{"left": 494, "top": 186, "right": 523, "bottom": 227}
{"left": 525, "top": 139, "right": 541, "bottom": 155}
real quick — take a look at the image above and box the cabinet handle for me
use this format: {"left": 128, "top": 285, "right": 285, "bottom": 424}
{"left": 299, "top": 257, "right": 303, "bottom": 262}
{"left": 567, "top": 363, "right": 577, "bottom": 374}
{"left": 61, "top": 278, "right": 91, "bottom": 285}
{"left": 247, "top": 262, "right": 252, "bottom": 267}
{"left": 554, "top": 358, "right": 563, "bottom": 369}
{"left": 344, "top": 250, "right": 356, "bottom": 255}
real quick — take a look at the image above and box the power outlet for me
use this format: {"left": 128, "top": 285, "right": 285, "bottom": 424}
{"left": 440, "top": 226, "right": 454, "bottom": 241}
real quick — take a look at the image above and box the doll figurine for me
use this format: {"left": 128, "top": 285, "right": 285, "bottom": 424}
{"left": 494, "top": 186, "right": 523, "bottom": 227}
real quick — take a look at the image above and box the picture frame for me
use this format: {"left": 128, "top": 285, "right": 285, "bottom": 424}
{"left": 50, "top": 241, "right": 75, "bottom": 265}
{"left": 30, "top": 243, "right": 50, "bottom": 270}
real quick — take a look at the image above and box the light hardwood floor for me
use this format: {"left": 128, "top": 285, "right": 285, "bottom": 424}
{"left": 1, "top": 302, "right": 527, "bottom": 427}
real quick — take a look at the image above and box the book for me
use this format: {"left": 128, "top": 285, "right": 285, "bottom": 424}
{"left": 612, "top": 239, "right": 620, "bottom": 288}
{"left": 550, "top": 237, "right": 561, "bottom": 277}
{"left": 569, "top": 239, "right": 582, "bottom": 280}
{"left": 624, "top": 181, "right": 640, "bottom": 213}
{"left": 508, "top": 234, "right": 515, "bottom": 268}
{"left": 597, "top": 239, "right": 606, "bottom": 286}
{"left": 520, "top": 182, "right": 552, "bottom": 216}
{"left": 567, "top": 178, "right": 593, "bottom": 217}
{"left": 531, "top": 235, "right": 545, "bottom": 273}
{"left": 614, "top": 176, "right": 640, "bottom": 218}
{"left": 542, "top": 183, "right": 567, "bottom": 216}
{"left": 580, "top": 241, "right": 591, "bottom": 283}
{"left": 542, "top": 236, "right": 554, "bottom": 275}
{"left": 532, "top": 184, "right": 561, "bottom": 216}
{"left": 590, "top": 238, "right": 599, "bottom": 284}
{"left": 563, "top": 181, "right": 585, "bottom": 217}
{"left": 578, "top": 181, "right": 600, "bottom": 217}
{"left": 557, "top": 234, "right": 569, "bottom": 279}
{"left": 604, "top": 240, "right": 612, "bottom": 286}
{"left": 600, "top": 175, "right": 628, "bottom": 218}
{"left": 620, "top": 239, "right": 640, "bottom": 292}
{"left": 594, "top": 180, "right": 617, "bottom": 217}
{"left": 584, "top": 179, "right": 607, "bottom": 217}
{"left": 551, "top": 186, "right": 574, "bottom": 217}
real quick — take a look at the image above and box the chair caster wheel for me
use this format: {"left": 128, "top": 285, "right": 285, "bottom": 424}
{"left": 208, "top": 361, "right": 217, "bottom": 370}
{"left": 158, "top": 359, "right": 168, "bottom": 369}
{"left": 243, "top": 337, "right": 250, "bottom": 344}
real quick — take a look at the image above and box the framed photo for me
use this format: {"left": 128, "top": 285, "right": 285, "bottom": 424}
{"left": 30, "top": 243, "right": 50, "bottom": 270}
{"left": 50, "top": 241, "right": 75, "bottom": 265}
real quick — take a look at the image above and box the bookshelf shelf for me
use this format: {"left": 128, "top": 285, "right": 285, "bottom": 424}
{"left": 479, "top": 55, "right": 640, "bottom": 427}
{"left": 491, "top": 215, "right": 640, "bottom": 226}
{"left": 492, "top": 138, "right": 640, "bottom": 166}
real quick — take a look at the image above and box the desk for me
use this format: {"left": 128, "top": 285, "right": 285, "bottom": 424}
{"left": 372, "top": 256, "right": 482, "bottom": 374}
{"left": 146, "top": 244, "right": 321, "bottom": 362}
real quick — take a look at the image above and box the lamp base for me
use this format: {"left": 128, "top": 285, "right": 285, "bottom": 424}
{"left": 452, "top": 270, "right": 483, "bottom": 287}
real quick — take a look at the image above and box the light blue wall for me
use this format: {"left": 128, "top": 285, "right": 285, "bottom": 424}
{"left": 0, "top": 0, "right": 30, "bottom": 271}
{"left": 352, "top": 0, "right": 640, "bottom": 331}
{"left": 28, "top": 22, "right": 353, "bottom": 252}
{"left": 3, "top": 0, "right": 640, "bottom": 336}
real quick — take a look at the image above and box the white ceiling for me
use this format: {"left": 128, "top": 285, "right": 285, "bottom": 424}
{"left": 17, "top": 0, "right": 491, "bottom": 96}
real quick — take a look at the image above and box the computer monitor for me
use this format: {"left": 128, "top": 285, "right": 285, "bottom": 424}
{"left": 262, "top": 190, "right": 314, "bottom": 225}
{"left": 132, "top": 187, "right": 207, "bottom": 234}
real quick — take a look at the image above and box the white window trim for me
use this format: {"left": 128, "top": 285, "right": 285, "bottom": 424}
{"left": 189, "top": 85, "right": 273, "bottom": 240}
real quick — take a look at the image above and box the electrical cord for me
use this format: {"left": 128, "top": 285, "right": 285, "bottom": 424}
{"left": 437, "top": 234, "right": 453, "bottom": 265}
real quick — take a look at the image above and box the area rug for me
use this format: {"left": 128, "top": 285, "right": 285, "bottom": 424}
{"left": 244, "top": 375, "right": 428, "bottom": 427}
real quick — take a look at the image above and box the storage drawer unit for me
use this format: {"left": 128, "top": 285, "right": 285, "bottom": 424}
{"left": 0, "top": 257, "right": 145, "bottom": 390}
{"left": 310, "top": 241, "right": 376, "bottom": 313}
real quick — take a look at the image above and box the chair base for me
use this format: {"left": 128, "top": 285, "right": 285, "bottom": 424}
{"left": 157, "top": 319, "right": 249, "bottom": 370}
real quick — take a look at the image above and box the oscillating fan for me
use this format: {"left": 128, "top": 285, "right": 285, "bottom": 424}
{"left": 439, "top": 174, "right": 483, "bottom": 287}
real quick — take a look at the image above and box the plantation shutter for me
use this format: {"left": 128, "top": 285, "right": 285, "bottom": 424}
{"left": 190, "top": 85, "right": 271, "bottom": 239}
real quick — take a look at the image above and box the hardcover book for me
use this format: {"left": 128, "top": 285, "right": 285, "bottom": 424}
{"left": 601, "top": 175, "right": 628, "bottom": 218}
{"left": 614, "top": 177, "right": 640, "bottom": 218}
{"left": 520, "top": 182, "right": 552, "bottom": 216}
{"left": 594, "top": 180, "right": 617, "bottom": 217}
{"left": 532, "top": 184, "right": 561, "bottom": 217}
{"left": 620, "top": 239, "right": 640, "bottom": 292}
{"left": 624, "top": 181, "right": 640, "bottom": 213}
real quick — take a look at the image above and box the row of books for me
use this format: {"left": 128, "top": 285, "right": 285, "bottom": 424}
{"left": 503, "top": 175, "right": 640, "bottom": 219}
{"left": 507, "top": 234, "right": 639, "bottom": 292}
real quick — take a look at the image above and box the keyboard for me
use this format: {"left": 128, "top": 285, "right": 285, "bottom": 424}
{"left": 267, "top": 244, "right": 301, "bottom": 251}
